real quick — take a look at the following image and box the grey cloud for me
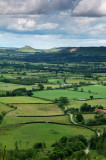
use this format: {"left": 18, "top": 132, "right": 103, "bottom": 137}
{"left": 0, "top": 0, "right": 80, "bottom": 15}
{"left": 72, "top": 0, "right": 106, "bottom": 17}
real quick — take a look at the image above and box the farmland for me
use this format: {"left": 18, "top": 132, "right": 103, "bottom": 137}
{"left": 0, "top": 58, "right": 105, "bottom": 159}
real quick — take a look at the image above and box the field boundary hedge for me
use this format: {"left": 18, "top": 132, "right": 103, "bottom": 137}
{"left": 17, "top": 114, "right": 65, "bottom": 117}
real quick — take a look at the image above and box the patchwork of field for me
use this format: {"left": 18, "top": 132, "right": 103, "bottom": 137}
{"left": 68, "top": 99, "right": 106, "bottom": 109}
{"left": 33, "top": 85, "right": 106, "bottom": 100}
{"left": 0, "top": 96, "right": 52, "bottom": 104}
{"left": 0, "top": 123, "right": 94, "bottom": 149}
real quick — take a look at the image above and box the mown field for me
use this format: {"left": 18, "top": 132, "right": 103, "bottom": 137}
{"left": 7, "top": 104, "right": 63, "bottom": 116}
{"left": 0, "top": 96, "right": 52, "bottom": 104}
{"left": 33, "top": 85, "right": 106, "bottom": 100}
{"left": 0, "top": 123, "right": 94, "bottom": 149}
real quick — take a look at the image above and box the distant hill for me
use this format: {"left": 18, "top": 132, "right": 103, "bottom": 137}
{"left": 17, "top": 46, "right": 36, "bottom": 52}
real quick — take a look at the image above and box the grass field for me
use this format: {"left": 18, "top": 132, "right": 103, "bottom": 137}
{"left": 68, "top": 99, "right": 106, "bottom": 109}
{"left": 66, "top": 76, "right": 96, "bottom": 84}
{"left": 7, "top": 104, "right": 63, "bottom": 116}
{"left": 48, "top": 78, "right": 64, "bottom": 84}
{"left": 0, "top": 96, "right": 52, "bottom": 104}
{"left": 0, "top": 123, "right": 94, "bottom": 149}
{"left": 83, "top": 114, "right": 95, "bottom": 120}
{"left": 33, "top": 85, "right": 106, "bottom": 100}
{"left": 0, "top": 103, "right": 12, "bottom": 114}
{"left": 3, "top": 114, "right": 69, "bottom": 125}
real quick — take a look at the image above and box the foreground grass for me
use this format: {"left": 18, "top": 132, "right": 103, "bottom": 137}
{"left": 0, "top": 96, "right": 52, "bottom": 104}
{"left": 0, "top": 123, "right": 94, "bottom": 149}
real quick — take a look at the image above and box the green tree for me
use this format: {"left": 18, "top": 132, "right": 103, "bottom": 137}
{"left": 37, "top": 84, "right": 44, "bottom": 91}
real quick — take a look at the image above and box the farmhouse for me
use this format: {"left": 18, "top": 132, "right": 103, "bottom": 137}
{"left": 94, "top": 108, "right": 106, "bottom": 114}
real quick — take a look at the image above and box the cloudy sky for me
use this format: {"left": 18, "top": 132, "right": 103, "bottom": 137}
{"left": 0, "top": 0, "right": 106, "bottom": 49}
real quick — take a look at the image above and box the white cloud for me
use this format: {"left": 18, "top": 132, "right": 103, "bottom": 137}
{"left": 7, "top": 18, "right": 36, "bottom": 31}
{"left": 37, "top": 23, "right": 59, "bottom": 30}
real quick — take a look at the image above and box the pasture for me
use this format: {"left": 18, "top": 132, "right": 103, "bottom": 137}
{"left": 0, "top": 123, "right": 94, "bottom": 149}
{"left": 0, "top": 96, "right": 52, "bottom": 104}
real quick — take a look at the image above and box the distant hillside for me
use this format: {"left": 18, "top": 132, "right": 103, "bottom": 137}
{"left": 0, "top": 46, "right": 106, "bottom": 62}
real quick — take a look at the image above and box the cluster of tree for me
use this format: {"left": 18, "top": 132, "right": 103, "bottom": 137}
{"left": 1, "top": 133, "right": 106, "bottom": 160}
{"left": 85, "top": 113, "right": 106, "bottom": 126}
{"left": 80, "top": 103, "right": 104, "bottom": 113}
{"left": 4, "top": 88, "right": 33, "bottom": 97}
{"left": 0, "top": 77, "right": 47, "bottom": 85}
{"left": 1, "top": 135, "right": 89, "bottom": 160}
{"left": 54, "top": 97, "right": 69, "bottom": 109}
{"left": 0, "top": 111, "right": 6, "bottom": 124}
{"left": 90, "top": 129, "right": 106, "bottom": 157}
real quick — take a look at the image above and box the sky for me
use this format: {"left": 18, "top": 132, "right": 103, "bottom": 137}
{"left": 0, "top": 0, "right": 106, "bottom": 49}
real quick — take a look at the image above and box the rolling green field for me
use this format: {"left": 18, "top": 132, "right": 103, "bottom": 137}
{"left": 0, "top": 123, "right": 94, "bottom": 149}
{"left": 0, "top": 96, "right": 52, "bottom": 104}
{"left": 68, "top": 99, "right": 106, "bottom": 109}
{"left": 33, "top": 85, "right": 106, "bottom": 100}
